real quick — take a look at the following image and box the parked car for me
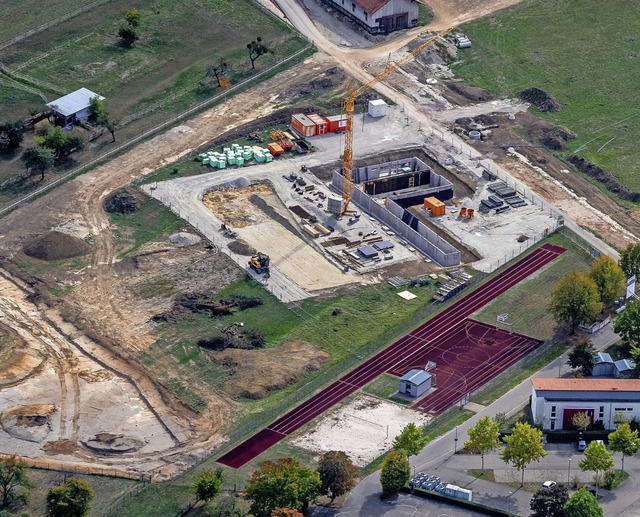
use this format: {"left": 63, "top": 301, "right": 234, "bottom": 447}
{"left": 542, "top": 481, "right": 557, "bottom": 489}
{"left": 577, "top": 440, "right": 587, "bottom": 452}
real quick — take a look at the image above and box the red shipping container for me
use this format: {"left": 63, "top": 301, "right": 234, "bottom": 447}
{"left": 326, "top": 114, "right": 350, "bottom": 133}
{"left": 307, "top": 113, "right": 329, "bottom": 135}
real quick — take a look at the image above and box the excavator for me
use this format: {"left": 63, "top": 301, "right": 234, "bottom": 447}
{"left": 248, "top": 252, "right": 270, "bottom": 277}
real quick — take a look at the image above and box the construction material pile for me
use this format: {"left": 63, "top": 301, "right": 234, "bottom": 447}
{"left": 196, "top": 143, "right": 273, "bottom": 169}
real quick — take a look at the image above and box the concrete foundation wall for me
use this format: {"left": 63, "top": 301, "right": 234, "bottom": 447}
{"left": 332, "top": 171, "right": 461, "bottom": 266}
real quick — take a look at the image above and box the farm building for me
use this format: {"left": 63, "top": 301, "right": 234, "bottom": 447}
{"left": 46, "top": 88, "right": 104, "bottom": 126}
{"left": 399, "top": 369, "right": 432, "bottom": 397}
{"left": 592, "top": 352, "right": 636, "bottom": 377}
{"left": 531, "top": 378, "right": 640, "bottom": 431}
{"left": 326, "top": 0, "right": 419, "bottom": 34}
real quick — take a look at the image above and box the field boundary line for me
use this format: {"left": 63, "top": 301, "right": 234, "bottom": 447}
{"left": 0, "top": 0, "right": 114, "bottom": 52}
{"left": 0, "top": 44, "right": 312, "bottom": 218}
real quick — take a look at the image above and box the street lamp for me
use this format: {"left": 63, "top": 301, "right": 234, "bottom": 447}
{"left": 454, "top": 426, "right": 459, "bottom": 453}
{"left": 568, "top": 457, "right": 572, "bottom": 485}
{"left": 558, "top": 355, "right": 563, "bottom": 377}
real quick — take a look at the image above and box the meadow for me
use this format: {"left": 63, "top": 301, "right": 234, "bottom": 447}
{"left": 454, "top": 0, "right": 640, "bottom": 191}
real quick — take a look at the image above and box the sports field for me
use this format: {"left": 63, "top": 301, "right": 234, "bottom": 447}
{"left": 217, "top": 243, "right": 565, "bottom": 468}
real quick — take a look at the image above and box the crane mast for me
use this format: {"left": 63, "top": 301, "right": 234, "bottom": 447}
{"left": 340, "top": 28, "right": 452, "bottom": 214}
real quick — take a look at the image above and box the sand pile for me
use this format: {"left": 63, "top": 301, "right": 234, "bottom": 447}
{"left": 169, "top": 232, "right": 201, "bottom": 247}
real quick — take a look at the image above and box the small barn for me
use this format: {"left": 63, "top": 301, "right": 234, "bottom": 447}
{"left": 326, "top": 0, "right": 419, "bottom": 34}
{"left": 46, "top": 87, "right": 105, "bottom": 126}
{"left": 399, "top": 369, "right": 432, "bottom": 398}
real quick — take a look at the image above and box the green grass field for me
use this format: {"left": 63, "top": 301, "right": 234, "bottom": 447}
{"left": 454, "top": 0, "right": 640, "bottom": 191}
{"left": 0, "top": 0, "right": 305, "bottom": 126}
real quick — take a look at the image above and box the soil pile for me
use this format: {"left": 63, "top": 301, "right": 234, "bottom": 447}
{"left": 0, "top": 404, "right": 56, "bottom": 442}
{"left": 104, "top": 189, "right": 141, "bottom": 214}
{"left": 169, "top": 232, "right": 201, "bottom": 247}
{"left": 525, "top": 120, "right": 576, "bottom": 151}
{"left": 154, "top": 293, "right": 263, "bottom": 322}
{"left": 569, "top": 155, "right": 640, "bottom": 202}
{"left": 23, "top": 231, "right": 91, "bottom": 261}
{"left": 228, "top": 239, "right": 256, "bottom": 255}
{"left": 448, "top": 83, "right": 494, "bottom": 102}
{"left": 83, "top": 433, "right": 144, "bottom": 454}
{"left": 212, "top": 340, "right": 331, "bottom": 399}
{"left": 519, "top": 88, "right": 561, "bottom": 112}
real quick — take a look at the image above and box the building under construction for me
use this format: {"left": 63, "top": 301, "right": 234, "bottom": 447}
{"left": 331, "top": 156, "right": 461, "bottom": 266}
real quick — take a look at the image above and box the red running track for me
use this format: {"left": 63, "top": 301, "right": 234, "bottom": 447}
{"left": 217, "top": 243, "right": 565, "bottom": 468}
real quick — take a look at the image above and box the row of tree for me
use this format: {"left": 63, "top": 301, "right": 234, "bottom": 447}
{"left": 531, "top": 485, "right": 603, "bottom": 517}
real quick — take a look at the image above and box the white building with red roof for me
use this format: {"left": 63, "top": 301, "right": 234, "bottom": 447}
{"left": 531, "top": 378, "right": 640, "bottom": 431}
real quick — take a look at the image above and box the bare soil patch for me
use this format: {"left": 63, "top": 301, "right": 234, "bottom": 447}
{"left": 211, "top": 340, "right": 331, "bottom": 399}
{"left": 203, "top": 183, "right": 277, "bottom": 228}
{"left": 291, "top": 394, "right": 429, "bottom": 467}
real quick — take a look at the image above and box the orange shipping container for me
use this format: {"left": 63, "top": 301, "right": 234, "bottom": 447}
{"left": 291, "top": 113, "right": 316, "bottom": 137}
{"left": 307, "top": 113, "right": 328, "bottom": 135}
{"left": 424, "top": 196, "right": 445, "bottom": 216}
{"left": 267, "top": 143, "right": 284, "bottom": 156}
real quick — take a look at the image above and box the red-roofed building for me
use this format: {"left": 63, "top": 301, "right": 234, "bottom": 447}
{"left": 531, "top": 378, "right": 640, "bottom": 431}
{"left": 327, "top": 0, "right": 419, "bottom": 34}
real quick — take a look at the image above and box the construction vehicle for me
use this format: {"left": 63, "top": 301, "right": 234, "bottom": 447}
{"left": 248, "top": 252, "right": 270, "bottom": 277}
{"left": 340, "top": 28, "right": 452, "bottom": 215}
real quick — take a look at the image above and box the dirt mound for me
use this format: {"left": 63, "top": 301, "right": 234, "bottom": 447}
{"left": 169, "top": 232, "right": 201, "bottom": 247}
{"left": 519, "top": 88, "right": 561, "bottom": 112}
{"left": 228, "top": 239, "right": 256, "bottom": 255}
{"left": 212, "top": 340, "right": 331, "bottom": 399}
{"left": 524, "top": 120, "right": 576, "bottom": 151}
{"left": 154, "top": 293, "right": 263, "bottom": 323}
{"left": 23, "top": 231, "right": 91, "bottom": 261}
{"left": 447, "top": 82, "right": 494, "bottom": 102}
{"left": 83, "top": 433, "right": 145, "bottom": 454}
{"left": 0, "top": 404, "right": 56, "bottom": 442}
{"left": 104, "top": 188, "right": 141, "bottom": 214}
{"left": 568, "top": 155, "right": 640, "bottom": 202}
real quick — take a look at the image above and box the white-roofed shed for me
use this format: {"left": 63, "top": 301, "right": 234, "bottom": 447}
{"left": 46, "top": 88, "right": 105, "bottom": 125}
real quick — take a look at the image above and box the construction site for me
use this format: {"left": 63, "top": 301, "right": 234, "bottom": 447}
{"left": 0, "top": 0, "right": 636, "bottom": 501}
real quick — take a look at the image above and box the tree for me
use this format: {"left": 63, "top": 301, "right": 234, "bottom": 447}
{"left": 206, "top": 58, "right": 230, "bottom": 88}
{"left": 589, "top": 255, "right": 625, "bottom": 305}
{"left": 548, "top": 271, "right": 602, "bottom": 333}
{"left": 46, "top": 478, "right": 94, "bottom": 517}
{"left": 89, "top": 96, "right": 109, "bottom": 127}
{"left": 572, "top": 412, "right": 591, "bottom": 433}
{"left": 271, "top": 509, "right": 303, "bottom": 517}
{"left": 578, "top": 441, "right": 614, "bottom": 497}
{"left": 379, "top": 450, "right": 410, "bottom": 498}
{"left": 317, "top": 451, "right": 357, "bottom": 503}
{"left": 106, "top": 119, "right": 117, "bottom": 142}
{"left": 191, "top": 467, "right": 224, "bottom": 504}
{"left": 247, "top": 37, "right": 270, "bottom": 69}
{"left": 567, "top": 338, "right": 596, "bottom": 375}
{"left": 563, "top": 488, "right": 603, "bottom": 517}
{"left": 203, "top": 495, "right": 244, "bottom": 517}
{"left": 530, "top": 482, "right": 568, "bottom": 517}
{"left": 0, "top": 456, "right": 33, "bottom": 508}
{"left": 392, "top": 422, "right": 430, "bottom": 457}
{"left": 608, "top": 422, "right": 640, "bottom": 473}
{"left": 21, "top": 146, "right": 53, "bottom": 180}
{"left": 125, "top": 8, "right": 141, "bottom": 27}
{"left": 613, "top": 302, "right": 640, "bottom": 350}
{"left": 0, "top": 121, "right": 25, "bottom": 152}
{"left": 246, "top": 458, "right": 320, "bottom": 517}
{"left": 118, "top": 25, "right": 139, "bottom": 47}
{"left": 464, "top": 416, "right": 501, "bottom": 474}
{"left": 620, "top": 243, "right": 640, "bottom": 279}
{"left": 500, "top": 422, "right": 547, "bottom": 486}
{"left": 58, "top": 133, "right": 85, "bottom": 159}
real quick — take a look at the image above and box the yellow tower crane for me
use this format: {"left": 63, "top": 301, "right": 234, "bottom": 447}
{"left": 340, "top": 28, "right": 452, "bottom": 214}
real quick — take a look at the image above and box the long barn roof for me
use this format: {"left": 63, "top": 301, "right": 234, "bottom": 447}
{"left": 46, "top": 88, "right": 104, "bottom": 117}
